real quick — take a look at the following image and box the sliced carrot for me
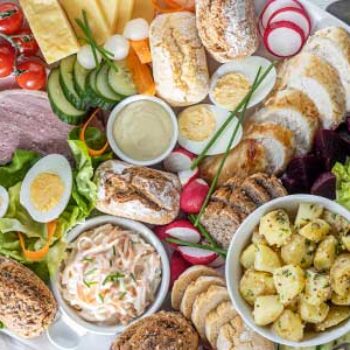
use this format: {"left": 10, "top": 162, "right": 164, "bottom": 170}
{"left": 127, "top": 46, "right": 155, "bottom": 96}
{"left": 79, "top": 109, "right": 109, "bottom": 157}
{"left": 151, "top": 0, "right": 184, "bottom": 13}
{"left": 130, "top": 39, "right": 152, "bottom": 64}
{"left": 18, "top": 220, "right": 57, "bottom": 262}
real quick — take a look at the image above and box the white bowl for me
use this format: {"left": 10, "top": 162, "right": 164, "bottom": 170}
{"left": 50, "top": 215, "right": 170, "bottom": 338}
{"left": 107, "top": 95, "right": 178, "bottom": 166}
{"left": 226, "top": 194, "right": 350, "bottom": 347}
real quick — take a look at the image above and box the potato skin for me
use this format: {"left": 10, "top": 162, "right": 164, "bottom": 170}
{"left": 314, "top": 235, "right": 337, "bottom": 271}
{"left": 332, "top": 292, "right": 350, "bottom": 306}
{"left": 299, "top": 219, "right": 330, "bottom": 242}
{"left": 272, "top": 310, "right": 304, "bottom": 341}
{"left": 330, "top": 254, "right": 350, "bottom": 297}
{"left": 299, "top": 295, "right": 329, "bottom": 323}
{"left": 305, "top": 270, "right": 331, "bottom": 305}
{"left": 315, "top": 306, "right": 350, "bottom": 332}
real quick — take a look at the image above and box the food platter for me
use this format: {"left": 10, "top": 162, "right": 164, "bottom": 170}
{"left": 1, "top": 0, "right": 350, "bottom": 349}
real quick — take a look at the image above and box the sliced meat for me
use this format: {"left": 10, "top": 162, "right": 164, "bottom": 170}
{"left": 228, "top": 189, "right": 257, "bottom": 215}
{"left": 211, "top": 186, "right": 233, "bottom": 205}
{"left": 222, "top": 176, "right": 244, "bottom": 190}
{"left": 241, "top": 177, "right": 272, "bottom": 205}
{"left": 304, "top": 26, "right": 350, "bottom": 112}
{"left": 248, "top": 173, "right": 288, "bottom": 199}
{"left": 0, "top": 90, "right": 72, "bottom": 164}
{"left": 250, "top": 89, "right": 320, "bottom": 155}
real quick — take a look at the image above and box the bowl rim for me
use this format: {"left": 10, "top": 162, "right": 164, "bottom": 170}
{"left": 107, "top": 95, "right": 178, "bottom": 167}
{"left": 50, "top": 215, "right": 170, "bottom": 335}
{"left": 225, "top": 194, "right": 350, "bottom": 347}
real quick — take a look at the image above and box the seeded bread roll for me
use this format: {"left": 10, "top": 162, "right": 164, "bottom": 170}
{"left": 149, "top": 12, "right": 209, "bottom": 106}
{"left": 196, "top": 0, "right": 259, "bottom": 63}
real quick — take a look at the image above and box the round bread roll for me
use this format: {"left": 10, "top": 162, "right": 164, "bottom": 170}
{"left": 0, "top": 256, "right": 57, "bottom": 338}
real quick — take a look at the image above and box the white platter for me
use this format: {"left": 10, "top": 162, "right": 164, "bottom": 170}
{"left": 1, "top": 0, "right": 350, "bottom": 349}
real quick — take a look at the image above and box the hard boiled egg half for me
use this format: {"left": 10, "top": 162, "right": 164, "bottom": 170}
{"left": 0, "top": 185, "right": 9, "bottom": 218}
{"left": 209, "top": 56, "right": 277, "bottom": 111}
{"left": 177, "top": 104, "right": 243, "bottom": 156}
{"left": 20, "top": 155, "right": 73, "bottom": 223}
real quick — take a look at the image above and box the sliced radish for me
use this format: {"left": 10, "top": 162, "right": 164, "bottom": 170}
{"left": 170, "top": 251, "right": 192, "bottom": 286}
{"left": 178, "top": 246, "right": 217, "bottom": 265}
{"left": 268, "top": 7, "right": 311, "bottom": 39}
{"left": 209, "top": 255, "right": 225, "bottom": 268}
{"left": 180, "top": 178, "right": 209, "bottom": 214}
{"left": 264, "top": 21, "right": 305, "bottom": 58}
{"left": 260, "top": 0, "right": 304, "bottom": 29}
{"left": 178, "top": 168, "right": 199, "bottom": 187}
{"left": 163, "top": 147, "right": 195, "bottom": 173}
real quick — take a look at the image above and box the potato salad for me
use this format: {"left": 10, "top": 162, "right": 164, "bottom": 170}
{"left": 239, "top": 203, "right": 350, "bottom": 342}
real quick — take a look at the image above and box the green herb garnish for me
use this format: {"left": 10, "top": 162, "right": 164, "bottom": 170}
{"left": 98, "top": 293, "right": 104, "bottom": 303}
{"left": 82, "top": 257, "right": 94, "bottom": 263}
{"left": 103, "top": 272, "right": 125, "bottom": 285}
{"left": 83, "top": 279, "right": 98, "bottom": 288}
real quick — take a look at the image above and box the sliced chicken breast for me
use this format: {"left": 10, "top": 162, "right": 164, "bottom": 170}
{"left": 250, "top": 89, "right": 320, "bottom": 155}
{"left": 304, "top": 26, "right": 350, "bottom": 112}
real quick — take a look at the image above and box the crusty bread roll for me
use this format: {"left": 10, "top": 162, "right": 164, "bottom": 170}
{"left": 0, "top": 257, "right": 57, "bottom": 338}
{"left": 95, "top": 160, "right": 181, "bottom": 225}
{"left": 196, "top": 0, "right": 259, "bottom": 63}
{"left": 149, "top": 12, "right": 209, "bottom": 106}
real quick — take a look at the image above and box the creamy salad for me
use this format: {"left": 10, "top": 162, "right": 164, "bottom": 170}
{"left": 60, "top": 224, "right": 162, "bottom": 325}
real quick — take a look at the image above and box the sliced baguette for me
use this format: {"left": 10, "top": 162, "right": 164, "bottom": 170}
{"left": 171, "top": 266, "right": 221, "bottom": 310}
{"left": 251, "top": 89, "right": 320, "bottom": 155}
{"left": 181, "top": 276, "right": 226, "bottom": 319}
{"left": 191, "top": 285, "right": 230, "bottom": 340}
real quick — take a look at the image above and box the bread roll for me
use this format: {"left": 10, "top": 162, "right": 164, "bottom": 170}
{"left": 95, "top": 160, "right": 181, "bottom": 225}
{"left": 149, "top": 12, "right": 209, "bottom": 106}
{"left": 196, "top": 0, "right": 259, "bottom": 63}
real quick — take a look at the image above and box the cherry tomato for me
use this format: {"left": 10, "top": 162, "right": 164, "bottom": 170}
{"left": 13, "top": 28, "right": 39, "bottom": 56}
{"left": 0, "top": 3, "right": 23, "bottom": 35}
{"left": 16, "top": 60, "right": 46, "bottom": 90}
{"left": 0, "top": 42, "right": 15, "bottom": 78}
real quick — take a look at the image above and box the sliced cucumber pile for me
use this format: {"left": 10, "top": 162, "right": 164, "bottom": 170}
{"left": 96, "top": 63, "right": 122, "bottom": 103}
{"left": 73, "top": 59, "right": 90, "bottom": 101}
{"left": 108, "top": 61, "right": 137, "bottom": 97}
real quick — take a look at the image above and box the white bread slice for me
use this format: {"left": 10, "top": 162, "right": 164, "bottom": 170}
{"left": 280, "top": 52, "right": 346, "bottom": 129}
{"left": 304, "top": 26, "right": 350, "bottom": 112}
{"left": 217, "top": 322, "right": 235, "bottom": 350}
{"left": 244, "top": 122, "right": 295, "bottom": 174}
{"left": 205, "top": 301, "right": 237, "bottom": 348}
{"left": 171, "top": 266, "right": 221, "bottom": 310}
{"left": 251, "top": 89, "right": 320, "bottom": 155}
{"left": 181, "top": 275, "right": 225, "bottom": 319}
{"left": 191, "top": 285, "right": 230, "bottom": 340}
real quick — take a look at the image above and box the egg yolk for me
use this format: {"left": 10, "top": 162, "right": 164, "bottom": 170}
{"left": 30, "top": 173, "right": 64, "bottom": 212}
{"left": 213, "top": 72, "right": 251, "bottom": 110}
{"left": 179, "top": 105, "right": 216, "bottom": 142}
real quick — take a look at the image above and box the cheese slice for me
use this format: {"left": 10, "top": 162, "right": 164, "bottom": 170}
{"left": 116, "top": 0, "right": 135, "bottom": 34}
{"left": 97, "top": 0, "right": 119, "bottom": 34}
{"left": 19, "top": 0, "right": 79, "bottom": 64}
{"left": 132, "top": 0, "right": 155, "bottom": 23}
{"left": 59, "top": 0, "right": 111, "bottom": 44}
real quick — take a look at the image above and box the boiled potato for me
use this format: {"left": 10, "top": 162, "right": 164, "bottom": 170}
{"left": 281, "top": 234, "right": 316, "bottom": 268}
{"left": 286, "top": 297, "right": 300, "bottom": 312}
{"left": 239, "top": 269, "right": 276, "bottom": 305}
{"left": 305, "top": 269, "right": 331, "bottom": 305}
{"left": 299, "top": 219, "right": 330, "bottom": 242}
{"left": 295, "top": 203, "right": 324, "bottom": 228}
{"left": 272, "top": 310, "right": 304, "bottom": 341}
{"left": 299, "top": 295, "right": 329, "bottom": 323}
{"left": 332, "top": 292, "right": 350, "bottom": 306}
{"left": 259, "top": 209, "right": 293, "bottom": 247}
{"left": 314, "top": 235, "right": 337, "bottom": 271}
{"left": 254, "top": 244, "right": 282, "bottom": 273}
{"left": 330, "top": 254, "right": 350, "bottom": 297}
{"left": 315, "top": 306, "right": 350, "bottom": 332}
{"left": 252, "top": 230, "right": 268, "bottom": 245}
{"left": 240, "top": 244, "right": 258, "bottom": 269}
{"left": 253, "top": 295, "right": 284, "bottom": 326}
{"left": 342, "top": 236, "right": 350, "bottom": 251}
{"left": 323, "top": 210, "right": 350, "bottom": 236}
{"left": 273, "top": 265, "right": 305, "bottom": 304}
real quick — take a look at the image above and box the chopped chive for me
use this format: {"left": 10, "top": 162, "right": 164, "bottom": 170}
{"left": 82, "top": 257, "right": 94, "bottom": 263}
{"left": 83, "top": 279, "right": 97, "bottom": 288}
{"left": 98, "top": 293, "right": 104, "bottom": 303}
{"left": 130, "top": 273, "right": 136, "bottom": 282}
{"left": 119, "top": 292, "right": 127, "bottom": 300}
{"left": 103, "top": 272, "right": 125, "bottom": 285}
{"left": 112, "top": 246, "right": 116, "bottom": 256}
{"left": 85, "top": 268, "right": 97, "bottom": 276}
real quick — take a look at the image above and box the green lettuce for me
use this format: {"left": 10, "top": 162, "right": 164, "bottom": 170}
{"left": 333, "top": 159, "right": 350, "bottom": 210}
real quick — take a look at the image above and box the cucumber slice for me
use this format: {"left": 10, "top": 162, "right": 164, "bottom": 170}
{"left": 73, "top": 59, "right": 90, "bottom": 99}
{"left": 108, "top": 61, "right": 137, "bottom": 97}
{"left": 48, "top": 69, "right": 87, "bottom": 125}
{"left": 59, "top": 55, "right": 85, "bottom": 110}
{"left": 96, "top": 63, "right": 121, "bottom": 103}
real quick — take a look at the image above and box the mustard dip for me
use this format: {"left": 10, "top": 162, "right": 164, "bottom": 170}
{"left": 113, "top": 100, "right": 173, "bottom": 161}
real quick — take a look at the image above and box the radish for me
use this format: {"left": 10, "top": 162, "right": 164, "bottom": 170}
{"left": 209, "top": 255, "right": 225, "bottom": 268}
{"left": 260, "top": 0, "right": 304, "bottom": 29}
{"left": 170, "top": 251, "right": 192, "bottom": 286}
{"left": 180, "top": 178, "right": 209, "bottom": 214}
{"left": 264, "top": 21, "right": 305, "bottom": 57}
{"left": 178, "top": 168, "right": 199, "bottom": 187}
{"left": 164, "top": 147, "right": 195, "bottom": 173}
{"left": 178, "top": 246, "right": 217, "bottom": 265}
{"left": 268, "top": 7, "right": 311, "bottom": 39}
{"left": 155, "top": 219, "right": 201, "bottom": 244}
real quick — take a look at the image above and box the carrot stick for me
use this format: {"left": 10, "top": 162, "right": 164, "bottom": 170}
{"left": 130, "top": 39, "right": 152, "bottom": 64}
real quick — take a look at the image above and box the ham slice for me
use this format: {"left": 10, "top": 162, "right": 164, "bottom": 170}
{"left": 0, "top": 90, "right": 72, "bottom": 164}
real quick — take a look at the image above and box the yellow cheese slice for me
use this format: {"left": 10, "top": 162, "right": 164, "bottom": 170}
{"left": 132, "top": 0, "right": 155, "bottom": 23}
{"left": 59, "top": 0, "right": 111, "bottom": 44}
{"left": 19, "top": 0, "right": 79, "bottom": 64}
{"left": 97, "top": 0, "right": 119, "bottom": 34}
{"left": 116, "top": 0, "right": 135, "bottom": 34}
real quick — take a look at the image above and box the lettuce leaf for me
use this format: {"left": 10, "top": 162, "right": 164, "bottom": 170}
{"left": 333, "top": 159, "right": 350, "bottom": 210}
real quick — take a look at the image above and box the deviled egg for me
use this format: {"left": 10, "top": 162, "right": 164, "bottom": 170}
{"left": 0, "top": 185, "right": 9, "bottom": 218}
{"left": 209, "top": 56, "right": 276, "bottom": 110}
{"left": 20, "top": 155, "right": 73, "bottom": 223}
{"left": 177, "top": 104, "right": 243, "bottom": 156}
